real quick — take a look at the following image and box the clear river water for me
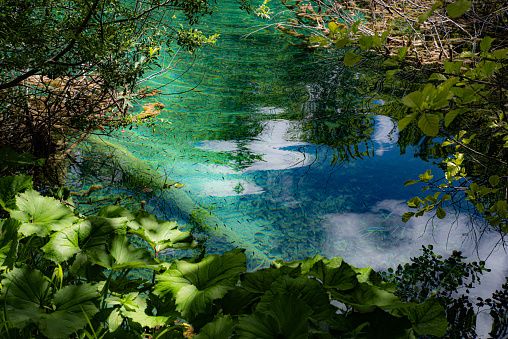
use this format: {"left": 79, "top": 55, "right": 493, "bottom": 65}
{"left": 67, "top": 2, "right": 508, "bottom": 334}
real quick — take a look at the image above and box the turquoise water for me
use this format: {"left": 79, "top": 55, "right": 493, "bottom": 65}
{"left": 69, "top": 0, "right": 508, "bottom": 287}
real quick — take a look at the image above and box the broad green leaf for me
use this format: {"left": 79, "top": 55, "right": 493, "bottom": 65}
{"left": 418, "top": 113, "right": 440, "bottom": 136}
{"left": 406, "top": 298, "right": 448, "bottom": 337}
{"left": 335, "top": 38, "right": 351, "bottom": 49}
{"left": 0, "top": 218, "right": 20, "bottom": 269}
{"left": 480, "top": 36, "right": 494, "bottom": 52}
{"left": 402, "top": 212, "right": 415, "bottom": 223}
{"left": 351, "top": 20, "right": 361, "bottom": 34}
{"left": 332, "top": 282, "right": 403, "bottom": 313}
{"left": 42, "top": 215, "right": 126, "bottom": 264}
{"left": 493, "top": 49, "right": 507, "bottom": 60}
{"left": 358, "top": 35, "right": 373, "bottom": 50}
{"left": 97, "top": 205, "right": 137, "bottom": 220}
{"left": 398, "top": 112, "right": 419, "bottom": 131}
{"left": 429, "top": 73, "right": 447, "bottom": 81}
{"left": 118, "top": 293, "right": 172, "bottom": 328}
{"left": 309, "top": 35, "right": 328, "bottom": 44}
{"left": 309, "top": 257, "right": 357, "bottom": 290}
{"left": 0, "top": 265, "right": 51, "bottom": 329}
{"left": 460, "top": 51, "right": 476, "bottom": 58}
{"left": 195, "top": 315, "right": 234, "bottom": 339}
{"left": 103, "top": 235, "right": 157, "bottom": 270}
{"left": 489, "top": 175, "right": 500, "bottom": 187}
{"left": 256, "top": 275, "right": 335, "bottom": 322}
{"left": 128, "top": 211, "right": 196, "bottom": 254}
{"left": 404, "top": 179, "right": 420, "bottom": 186}
{"left": 40, "top": 284, "right": 100, "bottom": 339}
{"left": 10, "top": 190, "right": 77, "bottom": 237}
{"left": 382, "top": 58, "right": 399, "bottom": 67}
{"left": 0, "top": 175, "right": 32, "bottom": 210}
{"left": 386, "top": 69, "right": 400, "bottom": 79}
{"left": 328, "top": 21, "right": 339, "bottom": 35}
{"left": 236, "top": 293, "right": 311, "bottom": 339}
{"left": 401, "top": 91, "right": 424, "bottom": 110}
{"left": 397, "top": 46, "right": 409, "bottom": 60}
{"left": 0, "top": 146, "right": 42, "bottom": 171}
{"left": 436, "top": 207, "right": 446, "bottom": 219}
{"left": 444, "top": 109, "right": 461, "bottom": 127}
{"left": 154, "top": 249, "right": 246, "bottom": 319}
{"left": 236, "top": 313, "right": 280, "bottom": 338}
{"left": 344, "top": 51, "right": 361, "bottom": 66}
{"left": 274, "top": 253, "right": 325, "bottom": 275}
{"left": 446, "top": 0, "right": 471, "bottom": 18}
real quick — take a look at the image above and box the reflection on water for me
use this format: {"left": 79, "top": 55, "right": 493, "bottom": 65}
{"left": 69, "top": 1, "right": 508, "bottom": 334}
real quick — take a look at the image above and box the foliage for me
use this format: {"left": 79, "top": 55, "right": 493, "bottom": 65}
{"left": 0, "top": 173, "right": 454, "bottom": 338}
{"left": 0, "top": 0, "right": 221, "bottom": 182}
{"left": 383, "top": 245, "right": 489, "bottom": 338}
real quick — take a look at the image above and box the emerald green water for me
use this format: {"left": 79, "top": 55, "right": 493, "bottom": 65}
{"left": 68, "top": 1, "right": 507, "bottom": 285}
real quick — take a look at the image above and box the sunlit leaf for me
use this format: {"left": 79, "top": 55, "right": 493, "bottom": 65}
{"left": 402, "top": 92, "right": 424, "bottom": 110}
{"left": 128, "top": 211, "right": 196, "bottom": 254}
{"left": 480, "top": 36, "right": 495, "bottom": 52}
{"left": 154, "top": 249, "right": 246, "bottom": 319}
{"left": 405, "top": 298, "right": 448, "bottom": 337}
{"left": 10, "top": 190, "right": 77, "bottom": 237}
{"left": 446, "top": 0, "right": 471, "bottom": 18}
{"left": 398, "top": 112, "right": 419, "bottom": 131}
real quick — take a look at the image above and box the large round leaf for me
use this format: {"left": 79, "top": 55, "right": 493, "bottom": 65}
{"left": 10, "top": 190, "right": 77, "bottom": 237}
{"left": 154, "top": 248, "right": 246, "bottom": 319}
{"left": 0, "top": 218, "right": 20, "bottom": 269}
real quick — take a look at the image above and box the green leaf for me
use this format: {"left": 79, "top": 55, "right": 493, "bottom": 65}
{"left": 351, "top": 20, "right": 361, "bottom": 34}
{"left": 309, "top": 35, "right": 328, "bottom": 44}
{"left": 0, "top": 265, "right": 51, "bottom": 329}
{"left": 445, "top": 109, "right": 461, "bottom": 127}
{"left": 401, "top": 91, "right": 424, "bottom": 110}
{"left": 105, "top": 235, "right": 157, "bottom": 270}
{"left": 335, "top": 38, "right": 351, "bottom": 49}
{"left": 489, "top": 175, "right": 500, "bottom": 187}
{"left": 397, "top": 46, "right": 409, "bottom": 60}
{"left": 40, "top": 284, "right": 100, "bottom": 339}
{"left": 404, "top": 179, "right": 420, "bottom": 186}
{"left": 0, "top": 175, "right": 33, "bottom": 211}
{"left": 493, "top": 49, "right": 507, "bottom": 60}
{"left": 402, "top": 212, "right": 415, "bottom": 223}
{"left": 429, "top": 73, "right": 447, "bottom": 81}
{"left": 10, "top": 190, "right": 77, "bottom": 237}
{"left": 386, "top": 69, "right": 400, "bottom": 80}
{"left": 154, "top": 249, "right": 247, "bottom": 319}
{"left": 0, "top": 147, "right": 42, "bottom": 171}
{"left": 436, "top": 207, "right": 446, "bottom": 219}
{"left": 254, "top": 275, "right": 330, "bottom": 319}
{"left": 43, "top": 215, "right": 127, "bottom": 264}
{"left": 0, "top": 218, "right": 20, "bottom": 269}
{"left": 419, "top": 170, "right": 434, "bottom": 182}
{"left": 418, "top": 2, "right": 443, "bottom": 23}
{"left": 446, "top": 0, "right": 471, "bottom": 18}
{"left": 236, "top": 293, "right": 311, "bottom": 339}
{"left": 195, "top": 315, "right": 234, "bottom": 339}
{"left": 359, "top": 35, "right": 373, "bottom": 50}
{"left": 344, "top": 51, "right": 361, "bottom": 66}
{"left": 328, "top": 21, "right": 339, "bottom": 35}
{"left": 118, "top": 293, "right": 173, "bottom": 328}
{"left": 332, "top": 282, "right": 403, "bottom": 313}
{"left": 128, "top": 211, "right": 196, "bottom": 253}
{"left": 382, "top": 58, "right": 399, "bottom": 67}
{"left": 460, "top": 51, "right": 477, "bottom": 58}
{"left": 398, "top": 112, "right": 419, "bottom": 131}
{"left": 309, "top": 257, "right": 358, "bottom": 290}
{"left": 418, "top": 113, "right": 440, "bottom": 136}
{"left": 406, "top": 298, "right": 448, "bottom": 337}
{"left": 480, "top": 36, "right": 495, "bottom": 52}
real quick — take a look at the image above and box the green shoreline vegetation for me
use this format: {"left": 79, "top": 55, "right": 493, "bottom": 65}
{"left": 1, "top": 0, "right": 508, "bottom": 337}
